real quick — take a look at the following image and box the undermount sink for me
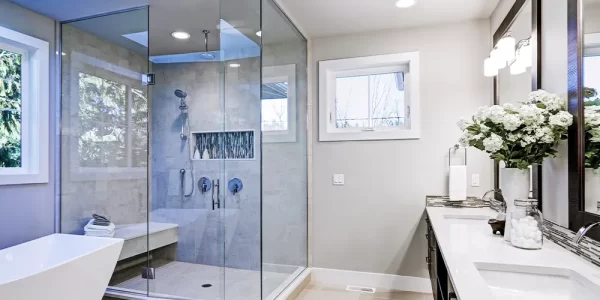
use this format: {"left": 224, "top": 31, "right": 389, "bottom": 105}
{"left": 475, "top": 262, "right": 600, "bottom": 300}
{"left": 443, "top": 214, "right": 489, "bottom": 220}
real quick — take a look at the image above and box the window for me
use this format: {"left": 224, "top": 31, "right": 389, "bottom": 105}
{"left": 319, "top": 52, "right": 420, "bottom": 141}
{"left": 0, "top": 25, "right": 49, "bottom": 185}
{"left": 262, "top": 64, "right": 296, "bottom": 143}
{"left": 70, "top": 52, "right": 147, "bottom": 180}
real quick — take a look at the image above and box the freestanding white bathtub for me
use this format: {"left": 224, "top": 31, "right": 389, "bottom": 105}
{"left": 0, "top": 233, "right": 123, "bottom": 300}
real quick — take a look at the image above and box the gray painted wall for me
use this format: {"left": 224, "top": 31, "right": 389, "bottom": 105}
{"left": 310, "top": 20, "right": 493, "bottom": 278}
{"left": 0, "top": 0, "right": 56, "bottom": 249}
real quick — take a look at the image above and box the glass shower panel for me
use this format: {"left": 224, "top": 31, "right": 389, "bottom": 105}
{"left": 59, "top": 7, "right": 150, "bottom": 295}
{"left": 261, "top": 0, "right": 308, "bottom": 298}
{"left": 220, "top": 0, "right": 262, "bottom": 299}
{"left": 147, "top": 3, "right": 227, "bottom": 300}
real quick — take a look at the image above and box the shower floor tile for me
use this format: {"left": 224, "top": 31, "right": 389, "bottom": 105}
{"left": 114, "top": 261, "right": 294, "bottom": 300}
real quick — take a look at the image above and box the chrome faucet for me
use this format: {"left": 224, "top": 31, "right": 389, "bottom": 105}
{"left": 573, "top": 222, "right": 600, "bottom": 244}
{"left": 482, "top": 189, "right": 505, "bottom": 202}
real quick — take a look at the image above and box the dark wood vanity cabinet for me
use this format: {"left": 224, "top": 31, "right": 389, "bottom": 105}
{"left": 426, "top": 216, "right": 458, "bottom": 300}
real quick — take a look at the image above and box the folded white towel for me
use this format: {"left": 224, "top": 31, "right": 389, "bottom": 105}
{"left": 85, "top": 231, "right": 115, "bottom": 238}
{"left": 84, "top": 219, "right": 115, "bottom": 233}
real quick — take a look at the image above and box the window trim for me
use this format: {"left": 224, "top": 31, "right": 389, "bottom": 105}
{"left": 262, "top": 64, "right": 297, "bottom": 143}
{"left": 0, "top": 25, "right": 49, "bottom": 185}
{"left": 68, "top": 51, "right": 146, "bottom": 181}
{"left": 318, "top": 52, "right": 420, "bottom": 142}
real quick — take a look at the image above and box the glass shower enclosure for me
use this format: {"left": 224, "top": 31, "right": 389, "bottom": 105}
{"left": 58, "top": 1, "right": 307, "bottom": 300}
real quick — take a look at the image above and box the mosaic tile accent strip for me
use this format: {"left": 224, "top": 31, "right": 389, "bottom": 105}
{"left": 426, "top": 195, "right": 490, "bottom": 208}
{"left": 543, "top": 219, "right": 600, "bottom": 268}
{"left": 194, "top": 131, "right": 255, "bottom": 160}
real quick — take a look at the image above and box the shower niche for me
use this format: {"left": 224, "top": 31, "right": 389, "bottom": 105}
{"left": 191, "top": 130, "right": 255, "bottom": 160}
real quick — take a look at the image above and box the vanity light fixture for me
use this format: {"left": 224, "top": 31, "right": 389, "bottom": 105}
{"left": 498, "top": 32, "right": 516, "bottom": 63}
{"left": 171, "top": 31, "right": 191, "bottom": 40}
{"left": 484, "top": 58, "right": 498, "bottom": 77}
{"left": 395, "top": 0, "right": 416, "bottom": 8}
{"left": 490, "top": 47, "right": 506, "bottom": 69}
{"left": 510, "top": 60, "right": 526, "bottom": 75}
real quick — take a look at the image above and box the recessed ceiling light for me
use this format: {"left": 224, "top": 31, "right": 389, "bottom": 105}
{"left": 171, "top": 31, "right": 191, "bottom": 40}
{"left": 256, "top": 31, "right": 262, "bottom": 37}
{"left": 395, "top": 0, "right": 416, "bottom": 8}
{"left": 229, "top": 63, "right": 241, "bottom": 68}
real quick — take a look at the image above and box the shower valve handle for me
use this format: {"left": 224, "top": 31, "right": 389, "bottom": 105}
{"left": 212, "top": 179, "right": 220, "bottom": 210}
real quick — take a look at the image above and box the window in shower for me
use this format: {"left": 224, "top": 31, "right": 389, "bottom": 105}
{"left": 0, "top": 24, "right": 49, "bottom": 185}
{"left": 70, "top": 51, "right": 147, "bottom": 179}
{"left": 262, "top": 64, "right": 296, "bottom": 143}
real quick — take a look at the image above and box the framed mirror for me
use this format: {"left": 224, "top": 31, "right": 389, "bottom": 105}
{"left": 568, "top": 0, "right": 600, "bottom": 241}
{"left": 493, "top": 0, "right": 542, "bottom": 202}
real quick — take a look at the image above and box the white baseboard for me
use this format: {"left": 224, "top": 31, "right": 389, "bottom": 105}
{"left": 273, "top": 268, "right": 312, "bottom": 300}
{"left": 310, "top": 268, "right": 432, "bottom": 294}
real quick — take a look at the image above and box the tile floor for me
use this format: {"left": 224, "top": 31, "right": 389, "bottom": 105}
{"left": 294, "top": 285, "right": 434, "bottom": 300}
{"left": 114, "top": 261, "right": 295, "bottom": 300}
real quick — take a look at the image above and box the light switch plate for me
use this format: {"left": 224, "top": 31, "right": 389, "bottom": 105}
{"left": 471, "top": 174, "right": 480, "bottom": 187}
{"left": 333, "top": 174, "right": 344, "bottom": 185}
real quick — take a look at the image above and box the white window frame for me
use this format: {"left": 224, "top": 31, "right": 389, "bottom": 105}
{"left": 318, "top": 52, "right": 420, "bottom": 142}
{"left": 0, "top": 25, "right": 49, "bottom": 185}
{"left": 69, "top": 51, "right": 146, "bottom": 181}
{"left": 262, "top": 64, "right": 297, "bottom": 143}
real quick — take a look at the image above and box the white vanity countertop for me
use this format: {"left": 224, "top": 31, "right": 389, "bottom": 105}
{"left": 426, "top": 206, "right": 600, "bottom": 300}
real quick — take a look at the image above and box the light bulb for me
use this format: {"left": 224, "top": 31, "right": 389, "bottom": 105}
{"left": 499, "top": 34, "right": 516, "bottom": 63}
{"left": 510, "top": 61, "right": 526, "bottom": 75}
{"left": 491, "top": 47, "right": 506, "bottom": 69}
{"left": 484, "top": 58, "right": 498, "bottom": 77}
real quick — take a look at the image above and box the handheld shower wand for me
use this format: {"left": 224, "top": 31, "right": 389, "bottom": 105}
{"left": 175, "top": 89, "right": 194, "bottom": 198}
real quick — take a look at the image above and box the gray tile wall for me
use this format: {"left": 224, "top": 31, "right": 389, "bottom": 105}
{"left": 151, "top": 58, "right": 262, "bottom": 270}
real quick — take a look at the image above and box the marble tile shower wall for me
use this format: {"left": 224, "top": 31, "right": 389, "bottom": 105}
{"left": 151, "top": 59, "right": 261, "bottom": 270}
{"left": 60, "top": 25, "right": 148, "bottom": 234}
{"left": 262, "top": 41, "right": 308, "bottom": 268}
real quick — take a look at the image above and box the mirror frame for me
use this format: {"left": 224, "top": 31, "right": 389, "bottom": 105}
{"left": 567, "top": 0, "right": 600, "bottom": 241}
{"left": 492, "top": 0, "right": 543, "bottom": 207}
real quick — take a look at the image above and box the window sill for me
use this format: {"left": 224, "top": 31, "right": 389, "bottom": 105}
{"left": 319, "top": 128, "right": 420, "bottom": 142}
{"left": 0, "top": 171, "right": 49, "bottom": 185}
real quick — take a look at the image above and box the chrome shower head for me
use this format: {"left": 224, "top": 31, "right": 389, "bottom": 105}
{"left": 200, "top": 30, "right": 215, "bottom": 61}
{"left": 174, "top": 89, "right": 187, "bottom": 99}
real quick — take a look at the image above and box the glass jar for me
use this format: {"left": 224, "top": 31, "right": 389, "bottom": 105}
{"left": 509, "top": 199, "right": 544, "bottom": 250}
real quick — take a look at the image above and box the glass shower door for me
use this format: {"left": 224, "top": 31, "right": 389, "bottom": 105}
{"left": 147, "top": 4, "right": 227, "bottom": 299}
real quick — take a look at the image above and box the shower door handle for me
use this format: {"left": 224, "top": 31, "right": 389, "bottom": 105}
{"left": 212, "top": 179, "right": 220, "bottom": 210}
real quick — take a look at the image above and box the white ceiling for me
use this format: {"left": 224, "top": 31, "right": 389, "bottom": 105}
{"left": 276, "top": 0, "right": 500, "bottom": 38}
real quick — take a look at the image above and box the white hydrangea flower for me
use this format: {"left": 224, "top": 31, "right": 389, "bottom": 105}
{"left": 590, "top": 127, "right": 600, "bottom": 143}
{"left": 502, "top": 114, "right": 523, "bottom": 131}
{"left": 503, "top": 103, "right": 517, "bottom": 112}
{"left": 483, "top": 133, "right": 503, "bottom": 153}
{"left": 585, "top": 107, "right": 600, "bottom": 127}
{"left": 535, "top": 127, "right": 554, "bottom": 143}
{"left": 457, "top": 117, "right": 470, "bottom": 131}
{"left": 541, "top": 93, "right": 566, "bottom": 111}
{"left": 475, "top": 106, "right": 491, "bottom": 122}
{"left": 480, "top": 124, "right": 490, "bottom": 133}
{"left": 549, "top": 111, "right": 574, "bottom": 128}
{"left": 519, "top": 104, "right": 544, "bottom": 125}
{"left": 507, "top": 133, "right": 521, "bottom": 142}
{"left": 459, "top": 132, "right": 471, "bottom": 147}
{"left": 520, "top": 135, "right": 537, "bottom": 147}
{"left": 488, "top": 105, "right": 506, "bottom": 124}
{"left": 528, "top": 90, "right": 549, "bottom": 103}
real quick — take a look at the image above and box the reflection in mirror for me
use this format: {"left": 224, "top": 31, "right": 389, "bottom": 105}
{"left": 583, "top": 0, "right": 600, "bottom": 215}
{"left": 497, "top": 1, "right": 534, "bottom": 197}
